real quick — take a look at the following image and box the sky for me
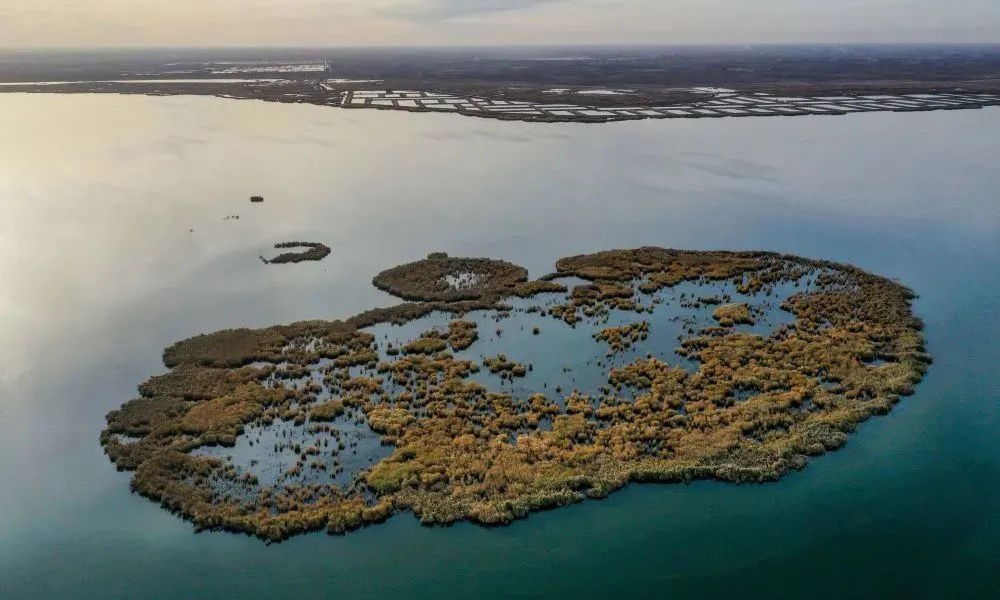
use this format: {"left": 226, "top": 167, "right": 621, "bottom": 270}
{"left": 1, "top": 0, "right": 998, "bottom": 48}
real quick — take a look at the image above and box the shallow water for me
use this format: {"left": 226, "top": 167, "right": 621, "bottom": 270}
{"left": 192, "top": 272, "right": 809, "bottom": 492}
{"left": 364, "top": 274, "right": 805, "bottom": 399}
{"left": 0, "top": 94, "right": 997, "bottom": 599}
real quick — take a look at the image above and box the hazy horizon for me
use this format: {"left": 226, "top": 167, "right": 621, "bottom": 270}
{"left": 2, "top": 0, "right": 998, "bottom": 48}
{"left": 5, "top": 42, "right": 1000, "bottom": 52}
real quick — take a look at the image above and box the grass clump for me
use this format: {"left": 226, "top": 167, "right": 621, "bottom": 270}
{"left": 510, "top": 280, "right": 568, "bottom": 298}
{"left": 310, "top": 400, "right": 345, "bottom": 422}
{"left": 403, "top": 336, "right": 449, "bottom": 355}
{"left": 713, "top": 303, "right": 753, "bottom": 327}
{"left": 447, "top": 320, "right": 479, "bottom": 351}
{"left": 483, "top": 354, "right": 528, "bottom": 378}
{"left": 594, "top": 321, "right": 649, "bottom": 353}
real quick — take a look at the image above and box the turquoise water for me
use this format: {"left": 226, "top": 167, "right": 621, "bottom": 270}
{"left": 0, "top": 94, "right": 997, "bottom": 598}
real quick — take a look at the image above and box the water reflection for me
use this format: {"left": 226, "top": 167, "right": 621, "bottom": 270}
{"left": 0, "top": 94, "right": 997, "bottom": 599}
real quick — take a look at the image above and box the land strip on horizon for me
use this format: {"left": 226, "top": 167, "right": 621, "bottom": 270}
{"left": 3, "top": 46, "right": 999, "bottom": 123}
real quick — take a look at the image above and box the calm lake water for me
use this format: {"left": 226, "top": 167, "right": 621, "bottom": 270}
{"left": 0, "top": 94, "right": 997, "bottom": 599}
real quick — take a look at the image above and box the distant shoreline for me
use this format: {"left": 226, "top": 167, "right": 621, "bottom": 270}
{"left": 6, "top": 45, "right": 1000, "bottom": 123}
{"left": 2, "top": 79, "right": 998, "bottom": 124}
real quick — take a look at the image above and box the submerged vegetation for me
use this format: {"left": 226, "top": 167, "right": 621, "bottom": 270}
{"left": 101, "top": 247, "right": 929, "bottom": 542}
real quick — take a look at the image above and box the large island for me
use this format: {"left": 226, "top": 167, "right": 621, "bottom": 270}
{"left": 101, "top": 248, "right": 930, "bottom": 541}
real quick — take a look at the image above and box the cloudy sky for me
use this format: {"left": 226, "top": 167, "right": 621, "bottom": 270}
{"left": 1, "top": 0, "right": 998, "bottom": 47}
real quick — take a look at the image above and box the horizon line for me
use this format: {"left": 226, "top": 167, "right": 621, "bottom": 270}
{"left": 4, "top": 41, "right": 1000, "bottom": 53}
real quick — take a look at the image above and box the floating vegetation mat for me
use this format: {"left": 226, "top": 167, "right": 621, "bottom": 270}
{"left": 101, "top": 248, "right": 930, "bottom": 541}
{"left": 260, "top": 242, "right": 331, "bottom": 264}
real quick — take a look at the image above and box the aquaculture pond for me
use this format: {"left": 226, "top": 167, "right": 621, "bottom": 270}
{"left": 1, "top": 94, "right": 998, "bottom": 599}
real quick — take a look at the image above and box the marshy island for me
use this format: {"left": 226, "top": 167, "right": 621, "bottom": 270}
{"left": 101, "top": 248, "right": 930, "bottom": 541}
{"left": 260, "top": 242, "right": 331, "bottom": 265}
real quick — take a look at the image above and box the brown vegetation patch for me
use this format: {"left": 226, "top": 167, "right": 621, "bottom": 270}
{"left": 403, "top": 335, "right": 449, "bottom": 355}
{"left": 372, "top": 253, "right": 529, "bottom": 302}
{"left": 483, "top": 354, "right": 528, "bottom": 378}
{"left": 447, "top": 320, "right": 478, "bottom": 351}
{"left": 309, "top": 400, "right": 345, "bottom": 422}
{"left": 713, "top": 303, "right": 754, "bottom": 327}
{"left": 594, "top": 321, "right": 649, "bottom": 354}
{"left": 261, "top": 242, "right": 331, "bottom": 264}
{"left": 510, "top": 280, "right": 568, "bottom": 297}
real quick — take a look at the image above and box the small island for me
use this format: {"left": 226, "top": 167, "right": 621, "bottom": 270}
{"left": 260, "top": 242, "right": 331, "bottom": 264}
{"left": 371, "top": 252, "right": 564, "bottom": 302}
{"left": 101, "top": 247, "right": 930, "bottom": 542}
